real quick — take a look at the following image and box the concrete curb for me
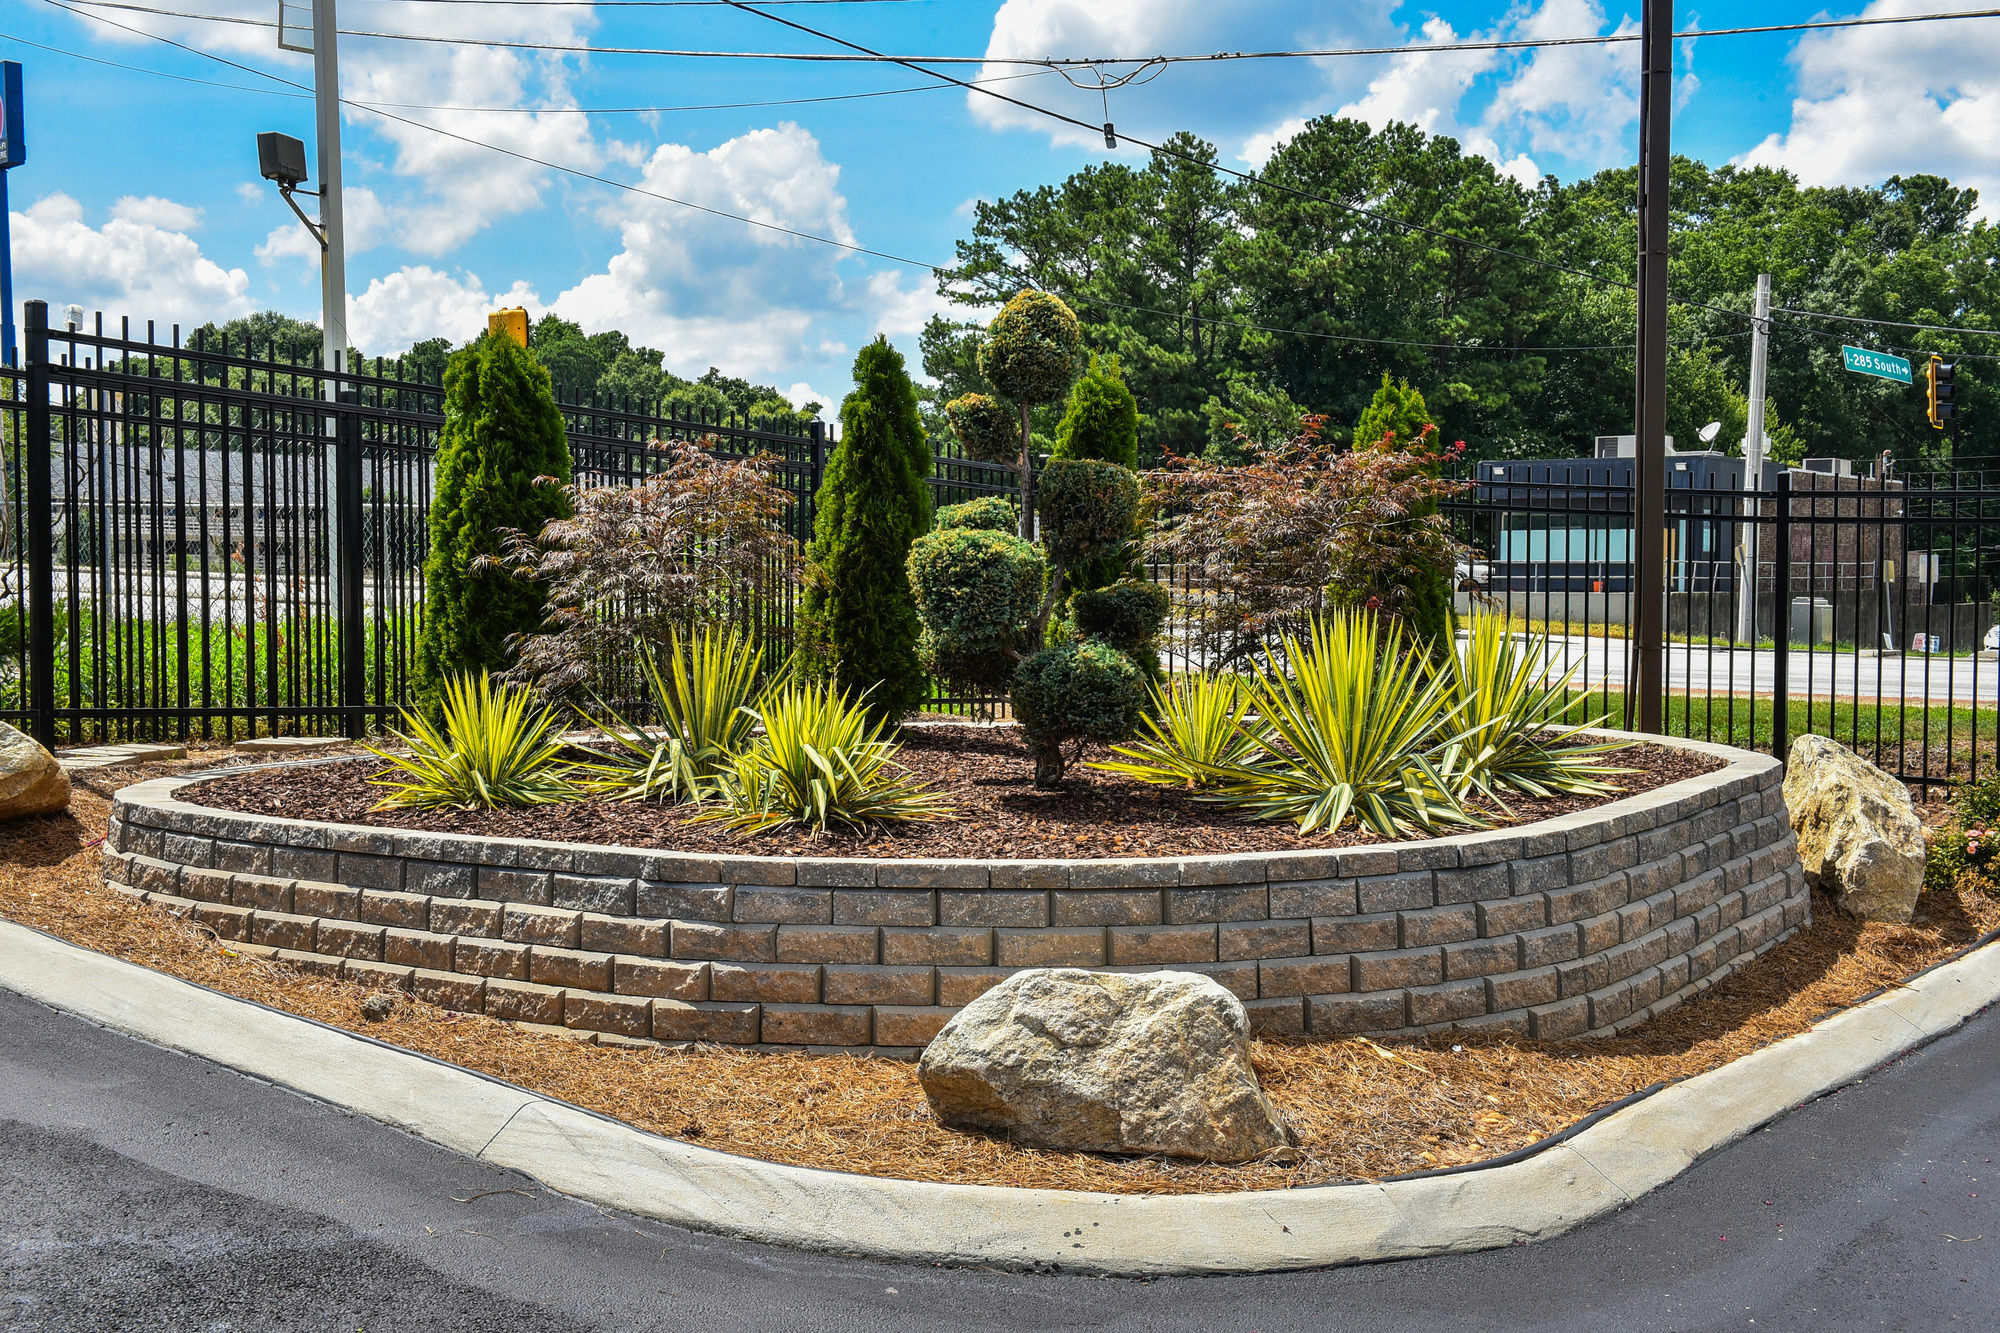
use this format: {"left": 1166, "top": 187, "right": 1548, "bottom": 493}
{"left": 2, "top": 915, "right": 1994, "bottom": 1276}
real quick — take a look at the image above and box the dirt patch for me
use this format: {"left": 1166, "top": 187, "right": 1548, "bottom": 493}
{"left": 182, "top": 725, "right": 1722, "bottom": 859}
{"left": 6, "top": 776, "right": 1993, "bottom": 1195}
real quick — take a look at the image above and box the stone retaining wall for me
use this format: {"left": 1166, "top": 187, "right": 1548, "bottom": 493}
{"left": 101, "top": 734, "right": 1807, "bottom": 1055}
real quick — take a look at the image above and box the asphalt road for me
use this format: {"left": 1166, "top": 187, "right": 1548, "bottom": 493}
{"left": 1544, "top": 634, "right": 2000, "bottom": 707}
{"left": 3, "top": 985, "right": 1996, "bottom": 1333}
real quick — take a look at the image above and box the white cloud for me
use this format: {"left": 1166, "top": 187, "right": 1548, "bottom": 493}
{"left": 783, "top": 381, "right": 835, "bottom": 414}
{"left": 862, "top": 271, "right": 957, "bottom": 340}
{"left": 1332, "top": 17, "right": 1506, "bottom": 139}
{"left": 551, "top": 123, "right": 866, "bottom": 379}
{"left": 1476, "top": 0, "right": 1639, "bottom": 164}
{"left": 345, "top": 265, "right": 543, "bottom": 356}
{"left": 10, "top": 193, "right": 254, "bottom": 324}
{"left": 1738, "top": 0, "right": 2000, "bottom": 215}
{"left": 109, "top": 195, "right": 204, "bottom": 231}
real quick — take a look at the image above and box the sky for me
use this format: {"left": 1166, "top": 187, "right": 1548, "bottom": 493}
{"left": 4, "top": 0, "right": 1999, "bottom": 411}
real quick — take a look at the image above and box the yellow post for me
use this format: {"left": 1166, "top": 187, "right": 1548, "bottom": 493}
{"left": 487, "top": 306, "right": 529, "bottom": 346}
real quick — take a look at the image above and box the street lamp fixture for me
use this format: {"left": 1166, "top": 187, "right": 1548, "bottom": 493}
{"left": 256, "top": 130, "right": 326, "bottom": 251}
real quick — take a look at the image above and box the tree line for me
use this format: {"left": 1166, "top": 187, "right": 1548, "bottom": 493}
{"left": 921, "top": 118, "right": 2000, "bottom": 469}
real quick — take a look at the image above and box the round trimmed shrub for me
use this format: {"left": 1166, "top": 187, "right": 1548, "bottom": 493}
{"left": 978, "top": 290, "right": 1082, "bottom": 408}
{"left": 1037, "top": 458, "right": 1140, "bottom": 568}
{"left": 1071, "top": 580, "right": 1169, "bottom": 655}
{"left": 944, "top": 393, "right": 1021, "bottom": 465}
{"left": 1053, "top": 355, "right": 1140, "bottom": 470}
{"left": 933, "top": 496, "right": 1018, "bottom": 533}
{"left": 1012, "top": 639, "right": 1149, "bottom": 786}
{"left": 907, "top": 527, "right": 1045, "bottom": 692}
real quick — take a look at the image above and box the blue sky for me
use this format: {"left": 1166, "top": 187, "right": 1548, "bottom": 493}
{"left": 5, "top": 0, "right": 1997, "bottom": 409}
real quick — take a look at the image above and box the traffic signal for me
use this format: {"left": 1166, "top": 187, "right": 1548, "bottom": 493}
{"left": 1926, "top": 355, "right": 1957, "bottom": 429}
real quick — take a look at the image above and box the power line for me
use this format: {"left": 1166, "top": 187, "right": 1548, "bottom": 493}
{"left": 1773, "top": 306, "right": 2000, "bottom": 340}
{"left": 57, "top": 2, "right": 2000, "bottom": 65}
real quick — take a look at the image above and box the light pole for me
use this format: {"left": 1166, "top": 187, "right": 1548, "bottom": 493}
{"left": 1735, "top": 272, "right": 1772, "bottom": 647}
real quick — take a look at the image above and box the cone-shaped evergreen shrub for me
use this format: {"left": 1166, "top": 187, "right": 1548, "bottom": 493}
{"left": 1353, "top": 373, "right": 1451, "bottom": 652}
{"left": 800, "top": 338, "right": 931, "bottom": 721}
{"left": 414, "top": 332, "right": 573, "bottom": 713}
{"left": 1052, "top": 355, "right": 1139, "bottom": 470}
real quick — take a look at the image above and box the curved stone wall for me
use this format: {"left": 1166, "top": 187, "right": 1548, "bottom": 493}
{"left": 101, "top": 734, "right": 1806, "bottom": 1054}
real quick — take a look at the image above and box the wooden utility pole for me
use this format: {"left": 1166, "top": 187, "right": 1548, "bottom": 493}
{"left": 1630, "top": 0, "right": 1673, "bottom": 734}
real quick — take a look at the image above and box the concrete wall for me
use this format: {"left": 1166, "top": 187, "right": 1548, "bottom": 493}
{"left": 102, "top": 740, "right": 1806, "bottom": 1055}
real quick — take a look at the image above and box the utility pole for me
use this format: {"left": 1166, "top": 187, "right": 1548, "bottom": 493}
{"left": 1735, "top": 272, "right": 1771, "bottom": 646}
{"left": 310, "top": 0, "right": 348, "bottom": 392}
{"left": 1630, "top": 0, "right": 1673, "bottom": 734}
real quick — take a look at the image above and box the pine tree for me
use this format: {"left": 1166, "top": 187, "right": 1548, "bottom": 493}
{"left": 1052, "top": 354, "right": 1140, "bottom": 470}
{"left": 414, "top": 332, "right": 573, "bottom": 712}
{"left": 1353, "top": 373, "right": 1451, "bottom": 652}
{"left": 801, "top": 338, "right": 931, "bottom": 721}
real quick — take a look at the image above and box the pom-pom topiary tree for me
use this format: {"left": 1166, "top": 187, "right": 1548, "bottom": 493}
{"left": 414, "top": 331, "right": 574, "bottom": 715}
{"left": 800, "top": 337, "right": 932, "bottom": 722}
{"left": 908, "top": 457, "right": 1166, "bottom": 787}
{"left": 967, "top": 290, "right": 1083, "bottom": 539}
{"left": 943, "top": 393, "right": 1020, "bottom": 466}
{"left": 931, "top": 495, "right": 1018, "bottom": 533}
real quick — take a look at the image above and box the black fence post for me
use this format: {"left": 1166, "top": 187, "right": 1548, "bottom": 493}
{"left": 23, "top": 300, "right": 54, "bottom": 750}
{"left": 805, "top": 419, "right": 825, "bottom": 540}
{"left": 1772, "top": 471, "right": 1791, "bottom": 764}
{"left": 336, "top": 390, "right": 365, "bottom": 739}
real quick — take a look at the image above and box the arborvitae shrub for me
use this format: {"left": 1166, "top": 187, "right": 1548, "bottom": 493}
{"left": 414, "top": 332, "right": 573, "bottom": 713}
{"left": 1053, "top": 355, "right": 1140, "bottom": 470}
{"left": 1011, "top": 640, "right": 1148, "bottom": 786}
{"left": 933, "top": 496, "right": 1018, "bottom": 533}
{"left": 1353, "top": 373, "right": 1450, "bottom": 651}
{"left": 907, "top": 527, "right": 1044, "bottom": 691}
{"left": 800, "top": 338, "right": 931, "bottom": 721}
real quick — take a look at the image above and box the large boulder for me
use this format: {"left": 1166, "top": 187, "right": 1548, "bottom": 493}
{"left": 0, "top": 722, "right": 69, "bottom": 822}
{"left": 1783, "top": 734, "right": 1924, "bottom": 922}
{"left": 916, "top": 968, "right": 1290, "bottom": 1162}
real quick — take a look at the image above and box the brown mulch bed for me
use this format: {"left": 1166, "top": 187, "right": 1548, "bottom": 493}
{"left": 8, "top": 773, "right": 1996, "bottom": 1195}
{"left": 182, "top": 724, "right": 1722, "bottom": 859}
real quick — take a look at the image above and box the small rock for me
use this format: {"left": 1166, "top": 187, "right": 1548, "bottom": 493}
{"left": 0, "top": 722, "right": 70, "bottom": 822}
{"left": 916, "top": 968, "right": 1290, "bottom": 1162}
{"left": 1784, "top": 734, "right": 1926, "bottom": 922}
{"left": 359, "top": 993, "right": 396, "bottom": 1021}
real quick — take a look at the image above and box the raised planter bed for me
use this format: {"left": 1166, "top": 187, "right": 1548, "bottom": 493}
{"left": 101, "top": 730, "right": 1808, "bottom": 1054}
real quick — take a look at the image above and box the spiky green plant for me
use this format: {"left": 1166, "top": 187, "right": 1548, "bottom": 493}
{"left": 695, "top": 681, "right": 954, "bottom": 834}
{"left": 574, "top": 626, "right": 769, "bottom": 803}
{"left": 1212, "top": 611, "right": 1481, "bottom": 837}
{"left": 365, "top": 672, "right": 575, "bottom": 811}
{"left": 1090, "top": 672, "right": 1265, "bottom": 789}
{"left": 1436, "top": 613, "right": 1631, "bottom": 809}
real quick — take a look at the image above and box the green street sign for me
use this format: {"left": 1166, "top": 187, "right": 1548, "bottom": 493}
{"left": 1842, "top": 345, "right": 1912, "bottom": 384}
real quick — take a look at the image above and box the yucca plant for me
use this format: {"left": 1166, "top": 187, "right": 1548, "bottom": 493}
{"left": 695, "top": 681, "right": 953, "bottom": 834}
{"left": 1090, "top": 672, "right": 1266, "bottom": 789}
{"left": 1436, "top": 613, "right": 1631, "bottom": 810}
{"left": 1210, "top": 611, "right": 1482, "bottom": 837}
{"left": 366, "top": 671, "right": 575, "bottom": 811}
{"left": 574, "top": 626, "right": 769, "bottom": 803}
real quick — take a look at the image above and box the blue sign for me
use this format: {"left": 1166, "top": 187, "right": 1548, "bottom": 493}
{"left": 0, "top": 62, "right": 21, "bottom": 169}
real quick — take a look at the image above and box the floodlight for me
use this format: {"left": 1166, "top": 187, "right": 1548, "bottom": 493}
{"left": 257, "top": 131, "right": 309, "bottom": 188}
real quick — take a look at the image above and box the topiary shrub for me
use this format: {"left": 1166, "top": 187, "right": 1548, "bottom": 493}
{"left": 800, "top": 337, "right": 931, "bottom": 722}
{"left": 414, "top": 332, "right": 574, "bottom": 715}
{"left": 973, "top": 290, "right": 1083, "bottom": 538}
{"left": 933, "top": 496, "right": 1018, "bottom": 533}
{"left": 1053, "top": 354, "right": 1139, "bottom": 471}
{"left": 944, "top": 393, "right": 1020, "bottom": 466}
{"left": 907, "top": 527, "right": 1044, "bottom": 692}
{"left": 1071, "top": 580, "right": 1168, "bottom": 652}
{"left": 1011, "top": 640, "right": 1149, "bottom": 788}
{"left": 1036, "top": 458, "right": 1139, "bottom": 568}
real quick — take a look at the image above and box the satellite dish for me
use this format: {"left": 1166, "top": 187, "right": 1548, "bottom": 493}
{"left": 1697, "top": 420, "right": 1722, "bottom": 444}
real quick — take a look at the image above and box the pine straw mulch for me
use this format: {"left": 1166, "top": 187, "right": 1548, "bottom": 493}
{"left": 184, "top": 725, "right": 1721, "bottom": 860}
{"left": 7, "top": 774, "right": 1998, "bottom": 1196}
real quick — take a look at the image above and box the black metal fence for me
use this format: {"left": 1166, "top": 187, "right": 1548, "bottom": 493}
{"left": 6, "top": 301, "right": 2000, "bottom": 792}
